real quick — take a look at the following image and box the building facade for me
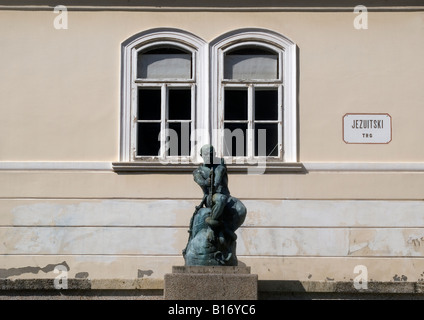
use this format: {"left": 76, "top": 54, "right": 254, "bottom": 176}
{"left": 0, "top": 0, "right": 424, "bottom": 297}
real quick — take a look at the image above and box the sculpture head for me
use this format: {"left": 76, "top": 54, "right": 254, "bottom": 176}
{"left": 200, "top": 144, "right": 216, "bottom": 165}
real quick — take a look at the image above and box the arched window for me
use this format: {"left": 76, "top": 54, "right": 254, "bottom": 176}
{"left": 136, "top": 45, "right": 193, "bottom": 158}
{"left": 119, "top": 29, "right": 208, "bottom": 164}
{"left": 211, "top": 29, "right": 297, "bottom": 163}
{"left": 117, "top": 28, "right": 297, "bottom": 171}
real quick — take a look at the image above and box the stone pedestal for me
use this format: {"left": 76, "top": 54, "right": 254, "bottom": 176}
{"left": 164, "top": 266, "right": 258, "bottom": 300}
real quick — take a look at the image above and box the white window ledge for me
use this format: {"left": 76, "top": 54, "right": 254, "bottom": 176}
{"left": 111, "top": 161, "right": 306, "bottom": 173}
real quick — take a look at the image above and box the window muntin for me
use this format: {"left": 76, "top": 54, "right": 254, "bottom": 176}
{"left": 220, "top": 45, "right": 283, "bottom": 160}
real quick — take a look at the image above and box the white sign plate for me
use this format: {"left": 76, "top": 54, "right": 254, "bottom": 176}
{"left": 343, "top": 113, "right": 392, "bottom": 144}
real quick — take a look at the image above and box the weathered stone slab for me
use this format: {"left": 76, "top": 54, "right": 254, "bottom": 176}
{"left": 7, "top": 199, "right": 424, "bottom": 228}
{"left": 4, "top": 226, "right": 424, "bottom": 256}
{"left": 172, "top": 266, "right": 251, "bottom": 274}
{"left": 164, "top": 266, "right": 257, "bottom": 300}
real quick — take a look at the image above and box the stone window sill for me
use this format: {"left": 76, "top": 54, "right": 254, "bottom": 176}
{"left": 111, "top": 162, "right": 306, "bottom": 173}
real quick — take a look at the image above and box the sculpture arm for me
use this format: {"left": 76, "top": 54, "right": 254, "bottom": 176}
{"left": 213, "top": 164, "right": 227, "bottom": 188}
{"left": 195, "top": 194, "right": 208, "bottom": 210}
{"left": 193, "top": 168, "right": 209, "bottom": 188}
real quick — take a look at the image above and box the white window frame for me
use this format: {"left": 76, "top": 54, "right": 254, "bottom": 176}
{"left": 211, "top": 29, "right": 297, "bottom": 163}
{"left": 116, "top": 28, "right": 298, "bottom": 172}
{"left": 120, "top": 28, "right": 208, "bottom": 164}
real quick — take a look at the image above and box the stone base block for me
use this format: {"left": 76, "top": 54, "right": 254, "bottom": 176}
{"left": 164, "top": 266, "right": 258, "bottom": 300}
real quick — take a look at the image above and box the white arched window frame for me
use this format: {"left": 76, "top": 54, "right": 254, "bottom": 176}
{"left": 211, "top": 29, "right": 297, "bottom": 163}
{"left": 115, "top": 28, "right": 299, "bottom": 172}
{"left": 119, "top": 29, "right": 208, "bottom": 165}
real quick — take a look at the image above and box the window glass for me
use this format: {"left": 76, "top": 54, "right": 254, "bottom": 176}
{"left": 224, "top": 88, "right": 248, "bottom": 121}
{"left": 168, "top": 122, "right": 192, "bottom": 156}
{"left": 223, "top": 123, "right": 247, "bottom": 157}
{"left": 138, "top": 47, "right": 192, "bottom": 79}
{"left": 255, "top": 89, "right": 278, "bottom": 121}
{"left": 138, "top": 88, "right": 161, "bottom": 120}
{"left": 224, "top": 47, "right": 278, "bottom": 80}
{"left": 255, "top": 123, "right": 279, "bottom": 157}
{"left": 168, "top": 88, "right": 191, "bottom": 120}
{"left": 137, "top": 123, "right": 161, "bottom": 156}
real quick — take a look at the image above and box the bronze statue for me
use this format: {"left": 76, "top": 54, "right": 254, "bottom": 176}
{"left": 183, "top": 144, "right": 247, "bottom": 266}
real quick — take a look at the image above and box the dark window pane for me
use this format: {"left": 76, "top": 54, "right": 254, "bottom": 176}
{"left": 168, "top": 122, "right": 192, "bottom": 156}
{"left": 142, "top": 47, "right": 189, "bottom": 55}
{"left": 138, "top": 88, "right": 161, "bottom": 120}
{"left": 226, "top": 47, "right": 277, "bottom": 55}
{"left": 168, "top": 89, "right": 191, "bottom": 120}
{"left": 223, "top": 123, "right": 247, "bottom": 157}
{"left": 137, "top": 123, "right": 161, "bottom": 156}
{"left": 255, "top": 123, "right": 279, "bottom": 157}
{"left": 224, "top": 89, "right": 248, "bottom": 121}
{"left": 255, "top": 89, "right": 278, "bottom": 121}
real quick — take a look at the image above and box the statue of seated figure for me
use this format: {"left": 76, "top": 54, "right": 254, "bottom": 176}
{"left": 183, "top": 144, "right": 247, "bottom": 266}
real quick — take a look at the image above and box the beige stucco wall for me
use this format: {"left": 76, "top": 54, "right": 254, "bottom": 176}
{"left": 0, "top": 9, "right": 423, "bottom": 162}
{"left": 0, "top": 6, "right": 424, "bottom": 291}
